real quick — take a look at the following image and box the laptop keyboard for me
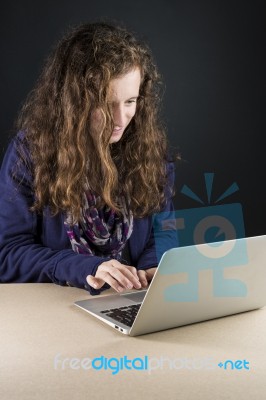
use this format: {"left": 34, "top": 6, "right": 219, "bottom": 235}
{"left": 100, "top": 304, "right": 141, "bottom": 327}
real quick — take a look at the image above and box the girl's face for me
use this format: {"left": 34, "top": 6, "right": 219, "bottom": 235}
{"left": 91, "top": 68, "right": 141, "bottom": 143}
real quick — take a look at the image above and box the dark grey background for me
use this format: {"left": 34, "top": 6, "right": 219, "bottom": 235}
{"left": 0, "top": 0, "right": 265, "bottom": 237}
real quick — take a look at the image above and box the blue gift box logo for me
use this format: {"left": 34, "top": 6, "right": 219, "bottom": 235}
{"left": 153, "top": 173, "right": 248, "bottom": 301}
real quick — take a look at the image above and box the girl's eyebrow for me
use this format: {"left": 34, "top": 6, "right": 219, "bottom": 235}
{"left": 108, "top": 96, "right": 139, "bottom": 104}
{"left": 127, "top": 96, "right": 139, "bottom": 100}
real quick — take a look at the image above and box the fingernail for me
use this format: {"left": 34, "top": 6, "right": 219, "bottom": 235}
{"left": 118, "top": 286, "right": 124, "bottom": 292}
{"left": 127, "top": 283, "right": 133, "bottom": 289}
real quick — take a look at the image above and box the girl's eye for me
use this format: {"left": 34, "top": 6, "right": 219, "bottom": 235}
{"left": 126, "top": 99, "right": 137, "bottom": 104}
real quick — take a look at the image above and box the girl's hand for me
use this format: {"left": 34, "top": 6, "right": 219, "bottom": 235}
{"left": 86, "top": 259, "right": 142, "bottom": 292}
{"left": 137, "top": 267, "right": 157, "bottom": 288}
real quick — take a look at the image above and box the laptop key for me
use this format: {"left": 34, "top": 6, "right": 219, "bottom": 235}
{"left": 101, "top": 303, "right": 141, "bottom": 327}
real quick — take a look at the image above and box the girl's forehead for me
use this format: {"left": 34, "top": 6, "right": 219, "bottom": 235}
{"left": 108, "top": 68, "right": 141, "bottom": 101}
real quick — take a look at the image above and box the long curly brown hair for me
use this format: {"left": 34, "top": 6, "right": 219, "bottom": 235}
{"left": 16, "top": 22, "right": 171, "bottom": 222}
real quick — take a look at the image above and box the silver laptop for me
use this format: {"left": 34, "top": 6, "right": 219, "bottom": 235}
{"left": 74, "top": 235, "right": 266, "bottom": 336}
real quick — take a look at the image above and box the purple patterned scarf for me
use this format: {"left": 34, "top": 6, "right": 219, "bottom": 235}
{"left": 64, "top": 191, "right": 133, "bottom": 260}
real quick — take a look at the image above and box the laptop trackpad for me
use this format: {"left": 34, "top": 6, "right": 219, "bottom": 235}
{"left": 121, "top": 290, "right": 147, "bottom": 303}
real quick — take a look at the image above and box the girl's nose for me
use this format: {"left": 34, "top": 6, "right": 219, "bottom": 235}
{"left": 112, "top": 105, "right": 126, "bottom": 127}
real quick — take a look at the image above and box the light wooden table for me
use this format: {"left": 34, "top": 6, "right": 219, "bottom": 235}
{"left": 1, "top": 284, "right": 266, "bottom": 400}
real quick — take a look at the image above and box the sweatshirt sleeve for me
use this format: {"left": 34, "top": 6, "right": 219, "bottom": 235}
{"left": 0, "top": 135, "right": 110, "bottom": 295}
